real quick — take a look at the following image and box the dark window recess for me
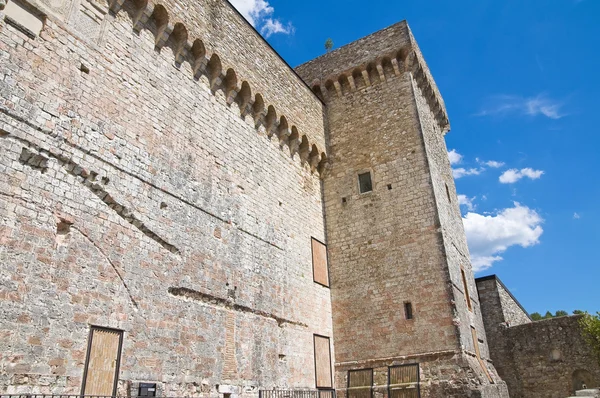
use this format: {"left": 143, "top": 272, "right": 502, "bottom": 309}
{"left": 445, "top": 183, "right": 451, "bottom": 202}
{"left": 387, "top": 184, "right": 392, "bottom": 190}
{"left": 358, "top": 172, "right": 373, "bottom": 193}
{"left": 405, "top": 302, "right": 413, "bottom": 320}
{"left": 138, "top": 383, "right": 157, "bottom": 397}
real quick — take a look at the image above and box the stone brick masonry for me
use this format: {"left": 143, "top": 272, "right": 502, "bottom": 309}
{"left": 0, "top": 0, "right": 331, "bottom": 395}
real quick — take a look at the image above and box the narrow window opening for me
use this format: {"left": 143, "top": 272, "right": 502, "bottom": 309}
{"left": 387, "top": 184, "right": 392, "bottom": 190}
{"left": 358, "top": 172, "right": 372, "bottom": 193}
{"left": 80, "top": 63, "right": 90, "bottom": 74}
{"left": 461, "top": 268, "right": 473, "bottom": 312}
{"left": 342, "top": 197, "right": 347, "bottom": 203}
{"left": 445, "top": 183, "right": 451, "bottom": 202}
{"left": 404, "top": 302, "right": 413, "bottom": 320}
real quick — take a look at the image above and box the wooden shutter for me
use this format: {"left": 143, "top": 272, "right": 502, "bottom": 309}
{"left": 82, "top": 327, "right": 123, "bottom": 396}
{"left": 471, "top": 327, "right": 493, "bottom": 383}
{"left": 461, "top": 267, "right": 472, "bottom": 311}
{"left": 348, "top": 369, "right": 373, "bottom": 398}
{"left": 389, "top": 364, "right": 420, "bottom": 398}
{"left": 314, "top": 335, "right": 333, "bottom": 388}
{"left": 312, "top": 238, "right": 329, "bottom": 287}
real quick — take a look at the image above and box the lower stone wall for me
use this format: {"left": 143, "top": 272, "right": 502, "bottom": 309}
{"left": 333, "top": 351, "right": 508, "bottom": 398}
{"left": 504, "top": 315, "right": 600, "bottom": 398}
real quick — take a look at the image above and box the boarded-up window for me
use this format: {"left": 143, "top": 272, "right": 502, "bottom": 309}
{"left": 81, "top": 326, "right": 124, "bottom": 396}
{"left": 389, "top": 364, "right": 420, "bottom": 398}
{"left": 348, "top": 369, "right": 373, "bottom": 398}
{"left": 461, "top": 268, "right": 472, "bottom": 312}
{"left": 314, "top": 335, "right": 332, "bottom": 388}
{"left": 312, "top": 238, "right": 329, "bottom": 287}
{"left": 471, "top": 327, "right": 493, "bottom": 383}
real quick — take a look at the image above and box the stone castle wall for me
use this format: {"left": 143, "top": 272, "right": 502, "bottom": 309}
{"left": 477, "top": 276, "right": 600, "bottom": 398}
{"left": 0, "top": 0, "right": 332, "bottom": 395}
{"left": 506, "top": 316, "right": 600, "bottom": 398}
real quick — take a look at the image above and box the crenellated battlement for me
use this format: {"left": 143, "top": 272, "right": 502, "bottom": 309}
{"left": 101, "top": 0, "right": 328, "bottom": 174}
{"left": 296, "top": 21, "right": 450, "bottom": 134}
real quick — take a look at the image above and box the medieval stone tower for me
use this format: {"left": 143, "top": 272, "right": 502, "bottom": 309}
{"left": 297, "top": 22, "right": 509, "bottom": 398}
{"left": 0, "top": 0, "right": 509, "bottom": 397}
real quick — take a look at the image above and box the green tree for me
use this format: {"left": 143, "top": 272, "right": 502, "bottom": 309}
{"left": 580, "top": 312, "right": 600, "bottom": 365}
{"left": 555, "top": 310, "right": 568, "bottom": 317}
{"left": 324, "top": 38, "right": 333, "bottom": 53}
{"left": 544, "top": 311, "right": 554, "bottom": 319}
{"left": 574, "top": 310, "right": 585, "bottom": 315}
{"left": 531, "top": 312, "right": 543, "bottom": 321}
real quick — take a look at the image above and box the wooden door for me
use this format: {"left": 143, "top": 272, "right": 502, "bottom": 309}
{"left": 348, "top": 369, "right": 373, "bottom": 398}
{"left": 389, "top": 364, "right": 419, "bottom": 398}
{"left": 82, "top": 327, "right": 123, "bottom": 397}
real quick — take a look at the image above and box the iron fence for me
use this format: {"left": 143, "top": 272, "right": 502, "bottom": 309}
{"left": 259, "top": 390, "right": 336, "bottom": 398}
{"left": 0, "top": 392, "right": 336, "bottom": 398}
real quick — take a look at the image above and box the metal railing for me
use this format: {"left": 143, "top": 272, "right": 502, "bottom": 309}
{"left": 259, "top": 389, "right": 336, "bottom": 398}
{"left": 0, "top": 396, "right": 188, "bottom": 398}
{"left": 1, "top": 392, "right": 336, "bottom": 398}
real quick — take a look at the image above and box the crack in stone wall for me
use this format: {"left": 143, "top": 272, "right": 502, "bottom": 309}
{"left": 72, "top": 225, "right": 140, "bottom": 310}
{"left": 168, "top": 287, "right": 307, "bottom": 328}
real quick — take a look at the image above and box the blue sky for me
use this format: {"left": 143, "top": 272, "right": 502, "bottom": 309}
{"left": 229, "top": 0, "right": 600, "bottom": 314}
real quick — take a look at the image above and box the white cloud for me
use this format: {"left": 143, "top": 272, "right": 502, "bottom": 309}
{"left": 499, "top": 168, "right": 544, "bottom": 184}
{"left": 448, "top": 149, "right": 463, "bottom": 165}
{"left": 573, "top": 212, "right": 581, "bottom": 219}
{"left": 261, "top": 19, "right": 294, "bottom": 38}
{"left": 476, "top": 158, "right": 505, "bottom": 168}
{"left": 477, "top": 94, "right": 565, "bottom": 120}
{"left": 463, "top": 203, "right": 544, "bottom": 272}
{"left": 458, "top": 195, "right": 476, "bottom": 211}
{"left": 229, "top": 0, "right": 293, "bottom": 37}
{"left": 453, "top": 167, "right": 484, "bottom": 179}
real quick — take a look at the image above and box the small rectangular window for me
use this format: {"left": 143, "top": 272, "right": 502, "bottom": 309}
{"left": 358, "top": 172, "right": 373, "bottom": 193}
{"left": 312, "top": 238, "right": 330, "bottom": 287}
{"left": 404, "top": 302, "right": 413, "bottom": 320}
{"left": 314, "top": 335, "right": 333, "bottom": 388}
{"left": 348, "top": 369, "right": 373, "bottom": 398}
{"left": 461, "top": 268, "right": 472, "bottom": 312}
